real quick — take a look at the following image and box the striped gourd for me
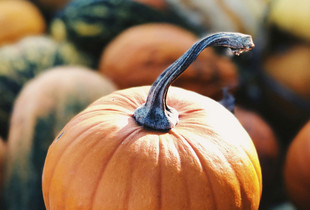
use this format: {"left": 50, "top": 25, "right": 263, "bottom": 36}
{"left": 2, "top": 66, "right": 116, "bottom": 210}
{"left": 0, "top": 36, "right": 94, "bottom": 139}
{"left": 50, "top": 0, "right": 200, "bottom": 56}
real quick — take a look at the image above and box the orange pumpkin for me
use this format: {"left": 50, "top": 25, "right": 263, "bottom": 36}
{"left": 0, "top": 0, "right": 45, "bottom": 47}
{"left": 42, "top": 32, "right": 262, "bottom": 209}
{"left": 99, "top": 23, "right": 239, "bottom": 100}
{"left": 284, "top": 120, "right": 310, "bottom": 210}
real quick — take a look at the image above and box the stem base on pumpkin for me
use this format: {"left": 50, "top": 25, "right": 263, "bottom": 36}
{"left": 134, "top": 104, "right": 179, "bottom": 131}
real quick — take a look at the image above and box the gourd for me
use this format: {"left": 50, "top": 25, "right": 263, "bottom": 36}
{"left": 165, "top": 0, "right": 268, "bottom": 37}
{"left": 257, "top": 43, "right": 310, "bottom": 139}
{"left": 42, "top": 32, "right": 262, "bottom": 209}
{"left": 0, "top": 35, "right": 94, "bottom": 140}
{"left": 258, "top": 2, "right": 310, "bottom": 145}
{"left": 99, "top": 23, "right": 238, "bottom": 99}
{"left": 0, "top": 0, "right": 45, "bottom": 47}
{"left": 267, "top": 0, "right": 310, "bottom": 42}
{"left": 3, "top": 66, "right": 116, "bottom": 210}
{"left": 50, "top": 0, "right": 200, "bottom": 57}
{"left": 263, "top": 44, "right": 310, "bottom": 101}
{"left": 284, "top": 120, "right": 310, "bottom": 210}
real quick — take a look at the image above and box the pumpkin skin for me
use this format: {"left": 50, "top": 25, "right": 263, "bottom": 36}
{"left": 284, "top": 120, "right": 310, "bottom": 210}
{"left": 0, "top": 35, "right": 95, "bottom": 140}
{"left": 2, "top": 66, "right": 116, "bottom": 210}
{"left": 42, "top": 86, "right": 262, "bottom": 210}
{"left": 0, "top": 0, "right": 45, "bottom": 47}
{"left": 99, "top": 23, "right": 238, "bottom": 99}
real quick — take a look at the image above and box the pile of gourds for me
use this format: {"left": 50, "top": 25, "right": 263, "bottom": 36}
{"left": 0, "top": 0, "right": 309, "bottom": 210}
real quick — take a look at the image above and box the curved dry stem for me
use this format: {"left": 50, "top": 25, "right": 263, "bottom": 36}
{"left": 133, "top": 32, "right": 254, "bottom": 131}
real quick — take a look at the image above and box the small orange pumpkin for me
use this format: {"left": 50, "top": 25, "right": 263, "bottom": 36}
{"left": 0, "top": 0, "right": 45, "bottom": 47}
{"left": 284, "top": 120, "right": 310, "bottom": 210}
{"left": 99, "top": 23, "right": 239, "bottom": 100}
{"left": 42, "top": 32, "right": 261, "bottom": 209}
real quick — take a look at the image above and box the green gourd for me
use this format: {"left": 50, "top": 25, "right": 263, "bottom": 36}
{"left": 50, "top": 0, "right": 201, "bottom": 56}
{"left": 2, "top": 66, "right": 116, "bottom": 210}
{"left": 0, "top": 35, "right": 94, "bottom": 139}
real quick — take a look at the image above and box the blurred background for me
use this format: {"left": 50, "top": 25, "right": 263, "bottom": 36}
{"left": 0, "top": 0, "right": 309, "bottom": 209}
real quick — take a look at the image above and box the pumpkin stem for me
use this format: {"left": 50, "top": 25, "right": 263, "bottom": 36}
{"left": 133, "top": 32, "right": 254, "bottom": 131}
